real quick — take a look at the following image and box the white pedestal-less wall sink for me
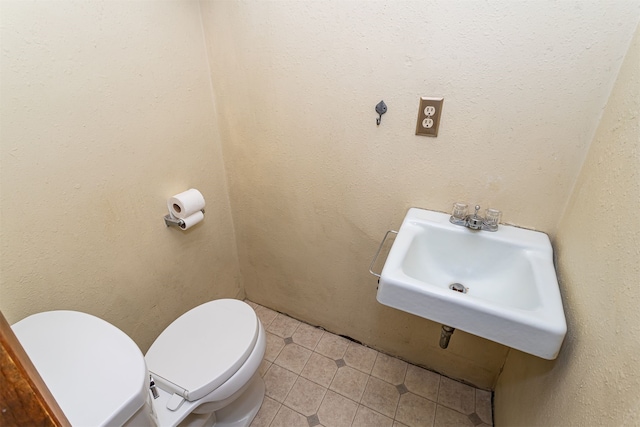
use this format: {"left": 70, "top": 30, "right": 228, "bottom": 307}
{"left": 374, "top": 208, "right": 566, "bottom": 359}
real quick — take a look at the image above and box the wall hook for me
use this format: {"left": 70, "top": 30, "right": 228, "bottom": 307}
{"left": 375, "top": 100, "right": 387, "bottom": 125}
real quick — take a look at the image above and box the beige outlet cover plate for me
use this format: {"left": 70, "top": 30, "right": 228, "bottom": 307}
{"left": 415, "top": 97, "right": 444, "bottom": 137}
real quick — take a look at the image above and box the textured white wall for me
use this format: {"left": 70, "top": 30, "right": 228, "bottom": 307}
{"left": 0, "top": 1, "right": 241, "bottom": 352}
{"left": 495, "top": 22, "right": 640, "bottom": 425}
{"left": 201, "top": 0, "right": 640, "bottom": 388}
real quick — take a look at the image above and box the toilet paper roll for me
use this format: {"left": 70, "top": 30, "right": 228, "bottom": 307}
{"left": 168, "top": 189, "right": 205, "bottom": 219}
{"left": 179, "top": 210, "right": 204, "bottom": 230}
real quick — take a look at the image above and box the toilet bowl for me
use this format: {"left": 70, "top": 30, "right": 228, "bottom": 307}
{"left": 11, "top": 299, "right": 266, "bottom": 427}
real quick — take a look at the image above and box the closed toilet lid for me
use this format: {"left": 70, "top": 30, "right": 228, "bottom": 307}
{"left": 145, "top": 299, "right": 258, "bottom": 402}
{"left": 12, "top": 311, "right": 148, "bottom": 427}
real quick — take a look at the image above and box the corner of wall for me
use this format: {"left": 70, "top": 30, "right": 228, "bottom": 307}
{"left": 494, "top": 18, "right": 640, "bottom": 426}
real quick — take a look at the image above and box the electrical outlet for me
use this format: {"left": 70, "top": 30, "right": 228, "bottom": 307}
{"left": 415, "top": 97, "right": 444, "bottom": 137}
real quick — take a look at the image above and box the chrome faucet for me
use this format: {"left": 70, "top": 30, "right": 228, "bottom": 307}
{"left": 450, "top": 204, "right": 501, "bottom": 232}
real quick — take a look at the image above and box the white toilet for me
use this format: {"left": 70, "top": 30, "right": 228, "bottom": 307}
{"left": 11, "top": 299, "right": 266, "bottom": 427}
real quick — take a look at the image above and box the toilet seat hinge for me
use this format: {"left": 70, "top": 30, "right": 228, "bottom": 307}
{"left": 149, "top": 376, "right": 160, "bottom": 399}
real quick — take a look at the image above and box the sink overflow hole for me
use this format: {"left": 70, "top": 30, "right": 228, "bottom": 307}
{"left": 449, "top": 283, "right": 467, "bottom": 293}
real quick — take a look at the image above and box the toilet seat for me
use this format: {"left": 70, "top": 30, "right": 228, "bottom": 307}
{"left": 145, "top": 299, "right": 259, "bottom": 404}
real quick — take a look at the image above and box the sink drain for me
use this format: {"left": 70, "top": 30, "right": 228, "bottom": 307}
{"left": 449, "top": 283, "right": 468, "bottom": 293}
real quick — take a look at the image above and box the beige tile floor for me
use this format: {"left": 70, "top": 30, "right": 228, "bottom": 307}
{"left": 245, "top": 301, "right": 493, "bottom": 427}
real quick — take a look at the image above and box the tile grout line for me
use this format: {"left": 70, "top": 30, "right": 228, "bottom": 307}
{"left": 392, "top": 357, "right": 408, "bottom": 425}
{"left": 274, "top": 320, "right": 307, "bottom": 413}
{"left": 434, "top": 372, "right": 442, "bottom": 425}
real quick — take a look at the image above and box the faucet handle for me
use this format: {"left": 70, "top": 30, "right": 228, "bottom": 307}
{"left": 474, "top": 205, "right": 481, "bottom": 217}
{"left": 483, "top": 208, "right": 502, "bottom": 231}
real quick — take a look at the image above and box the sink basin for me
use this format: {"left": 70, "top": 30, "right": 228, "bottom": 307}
{"left": 377, "top": 208, "right": 566, "bottom": 359}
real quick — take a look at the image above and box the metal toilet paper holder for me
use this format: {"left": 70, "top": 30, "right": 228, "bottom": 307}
{"left": 164, "top": 209, "right": 205, "bottom": 228}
